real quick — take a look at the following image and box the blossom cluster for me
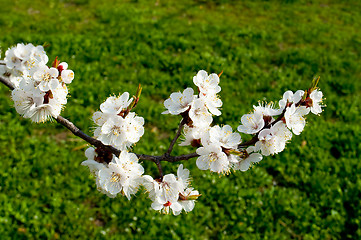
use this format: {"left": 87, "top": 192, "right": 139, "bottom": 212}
{"left": 243, "top": 88, "right": 323, "bottom": 156}
{"left": 162, "top": 71, "right": 261, "bottom": 174}
{"left": 143, "top": 164, "right": 200, "bottom": 215}
{"left": 163, "top": 70, "right": 324, "bottom": 176}
{"left": 82, "top": 148, "right": 144, "bottom": 199}
{"left": 83, "top": 84, "right": 200, "bottom": 214}
{"left": 1, "top": 43, "right": 73, "bottom": 122}
{"left": 82, "top": 147, "right": 199, "bottom": 215}
{"left": 92, "top": 92, "right": 144, "bottom": 151}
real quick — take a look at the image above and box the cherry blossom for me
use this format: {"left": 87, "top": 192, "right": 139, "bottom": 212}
{"left": 189, "top": 98, "right": 213, "bottom": 127}
{"left": 97, "top": 151, "right": 144, "bottom": 200}
{"left": 162, "top": 88, "right": 196, "bottom": 115}
{"left": 253, "top": 102, "right": 281, "bottom": 117}
{"left": 255, "top": 121, "right": 292, "bottom": 156}
{"left": 279, "top": 90, "right": 305, "bottom": 110}
{"left": 231, "top": 146, "right": 263, "bottom": 171}
{"left": 207, "top": 125, "right": 242, "bottom": 149}
{"left": 284, "top": 104, "right": 310, "bottom": 135}
{"left": 309, "top": 89, "right": 323, "bottom": 115}
{"left": 237, "top": 110, "right": 265, "bottom": 134}
{"left": 94, "top": 112, "right": 144, "bottom": 150}
{"left": 196, "top": 143, "right": 230, "bottom": 173}
{"left": 193, "top": 70, "right": 221, "bottom": 95}
{"left": 100, "top": 92, "right": 133, "bottom": 115}
{"left": 145, "top": 165, "right": 199, "bottom": 215}
{"left": 199, "top": 92, "right": 222, "bottom": 116}
{"left": 32, "top": 64, "right": 59, "bottom": 92}
{"left": 179, "top": 125, "right": 209, "bottom": 147}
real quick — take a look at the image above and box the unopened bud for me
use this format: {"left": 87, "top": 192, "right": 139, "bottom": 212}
{"left": 52, "top": 57, "right": 60, "bottom": 68}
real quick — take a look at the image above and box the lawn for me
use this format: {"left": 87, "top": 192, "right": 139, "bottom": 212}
{"left": 0, "top": 0, "right": 360, "bottom": 239}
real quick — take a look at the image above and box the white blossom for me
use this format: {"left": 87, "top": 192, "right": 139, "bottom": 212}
{"left": 178, "top": 188, "right": 200, "bottom": 214}
{"left": 142, "top": 175, "right": 161, "bottom": 201}
{"left": 196, "top": 143, "right": 230, "bottom": 173}
{"left": 189, "top": 98, "right": 213, "bottom": 127}
{"left": 255, "top": 121, "right": 292, "bottom": 156}
{"left": 253, "top": 102, "right": 281, "bottom": 117}
{"left": 177, "top": 164, "right": 190, "bottom": 190}
{"left": 93, "top": 93, "right": 143, "bottom": 150}
{"left": 61, "top": 69, "right": 74, "bottom": 84}
{"left": 32, "top": 64, "right": 59, "bottom": 92}
{"left": 81, "top": 147, "right": 106, "bottom": 175}
{"left": 279, "top": 90, "right": 305, "bottom": 110}
{"left": 157, "top": 174, "right": 183, "bottom": 203}
{"left": 309, "top": 89, "right": 323, "bottom": 115}
{"left": 57, "top": 62, "right": 74, "bottom": 84}
{"left": 149, "top": 173, "right": 183, "bottom": 215}
{"left": 284, "top": 104, "right": 310, "bottom": 135}
{"left": 179, "top": 125, "right": 209, "bottom": 146}
{"left": 147, "top": 165, "right": 199, "bottom": 215}
{"left": 237, "top": 110, "right": 265, "bottom": 134}
{"left": 94, "top": 112, "right": 144, "bottom": 150}
{"left": 97, "top": 151, "right": 144, "bottom": 200}
{"left": 4, "top": 43, "right": 48, "bottom": 75}
{"left": 162, "top": 88, "right": 196, "bottom": 115}
{"left": 199, "top": 92, "right": 222, "bottom": 116}
{"left": 151, "top": 198, "right": 183, "bottom": 215}
{"left": 207, "top": 125, "right": 242, "bottom": 149}
{"left": 100, "top": 92, "right": 133, "bottom": 115}
{"left": 231, "top": 146, "right": 263, "bottom": 171}
{"left": 193, "top": 70, "right": 221, "bottom": 95}
{"left": 58, "top": 62, "right": 68, "bottom": 71}
{"left": 11, "top": 83, "right": 67, "bottom": 123}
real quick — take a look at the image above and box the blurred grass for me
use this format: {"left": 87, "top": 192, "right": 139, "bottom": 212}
{"left": 1, "top": 0, "right": 361, "bottom": 239}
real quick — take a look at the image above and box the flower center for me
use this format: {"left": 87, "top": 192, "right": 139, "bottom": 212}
{"left": 163, "top": 201, "right": 172, "bottom": 207}
{"left": 110, "top": 172, "right": 122, "bottom": 183}
{"left": 112, "top": 126, "right": 121, "bottom": 135}
{"left": 42, "top": 72, "right": 52, "bottom": 82}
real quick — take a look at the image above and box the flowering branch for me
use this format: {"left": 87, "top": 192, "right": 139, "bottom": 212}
{"left": 0, "top": 43, "right": 325, "bottom": 216}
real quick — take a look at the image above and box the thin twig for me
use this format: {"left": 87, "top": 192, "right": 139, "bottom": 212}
{"left": 137, "top": 152, "right": 198, "bottom": 162}
{"left": 55, "top": 116, "right": 121, "bottom": 156}
{"left": 166, "top": 118, "right": 186, "bottom": 156}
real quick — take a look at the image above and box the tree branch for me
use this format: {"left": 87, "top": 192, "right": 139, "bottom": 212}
{"left": 137, "top": 152, "right": 198, "bottom": 162}
{"left": 55, "top": 116, "right": 121, "bottom": 156}
{"left": 0, "top": 75, "right": 200, "bottom": 168}
{"left": 0, "top": 75, "right": 15, "bottom": 90}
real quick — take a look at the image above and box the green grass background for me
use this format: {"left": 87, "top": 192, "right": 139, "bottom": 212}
{"left": 0, "top": 0, "right": 360, "bottom": 239}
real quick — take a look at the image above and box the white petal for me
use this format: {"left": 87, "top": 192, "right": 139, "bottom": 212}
{"left": 49, "top": 79, "right": 59, "bottom": 90}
